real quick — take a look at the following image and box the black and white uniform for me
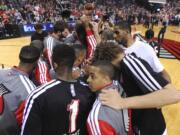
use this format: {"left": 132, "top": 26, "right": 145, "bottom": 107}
{"left": 117, "top": 54, "right": 168, "bottom": 135}
{"left": 20, "top": 79, "right": 95, "bottom": 135}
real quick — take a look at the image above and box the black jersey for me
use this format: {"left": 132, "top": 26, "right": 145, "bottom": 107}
{"left": 21, "top": 79, "right": 95, "bottom": 135}
{"left": 31, "top": 31, "right": 48, "bottom": 41}
{"left": 118, "top": 54, "right": 168, "bottom": 135}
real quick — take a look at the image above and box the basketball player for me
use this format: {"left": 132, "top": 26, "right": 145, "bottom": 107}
{"left": 30, "top": 40, "right": 52, "bottom": 86}
{"left": 92, "top": 43, "right": 180, "bottom": 135}
{"left": 0, "top": 46, "right": 40, "bottom": 135}
{"left": 43, "top": 21, "right": 65, "bottom": 69}
{"left": 87, "top": 61, "right": 132, "bottom": 135}
{"left": 20, "top": 44, "right": 95, "bottom": 135}
{"left": 113, "top": 21, "right": 171, "bottom": 82}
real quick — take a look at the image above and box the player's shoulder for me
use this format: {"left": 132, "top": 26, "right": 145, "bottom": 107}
{"left": 0, "top": 68, "right": 20, "bottom": 83}
{"left": 136, "top": 40, "right": 155, "bottom": 53}
{"left": 44, "top": 35, "right": 53, "bottom": 43}
{"left": 123, "top": 53, "right": 148, "bottom": 66}
{"left": 28, "top": 80, "right": 61, "bottom": 99}
{"left": 76, "top": 77, "right": 89, "bottom": 87}
{"left": 74, "top": 78, "right": 93, "bottom": 94}
{"left": 79, "top": 80, "right": 89, "bottom": 87}
{"left": 0, "top": 68, "right": 10, "bottom": 76}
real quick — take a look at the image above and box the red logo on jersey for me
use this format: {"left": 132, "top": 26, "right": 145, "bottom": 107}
{"left": 0, "top": 84, "right": 10, "bottom": 115}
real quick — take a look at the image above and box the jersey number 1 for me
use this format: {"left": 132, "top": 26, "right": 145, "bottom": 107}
{"left": 67, "top": 100, "right": 80, "bottom": 133}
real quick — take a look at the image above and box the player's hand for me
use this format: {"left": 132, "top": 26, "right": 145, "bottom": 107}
{"left": 81, "top": 61, "right": 91, "bottom": 75}
{"left": 99, "top": 89, "right": 125, "bottom": 110}
{"left": 89, "top": 21, "right": 99, "bottom": 34}
{"left": 72, "top": 67, "right": 81, "bottom": 79}
{"left": 80, "top": 15, "right": 90, "bottom": 28}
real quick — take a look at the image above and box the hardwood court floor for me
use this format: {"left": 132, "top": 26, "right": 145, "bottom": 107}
{"left": 0, "top": 25, "right": 179, "bottom": 135}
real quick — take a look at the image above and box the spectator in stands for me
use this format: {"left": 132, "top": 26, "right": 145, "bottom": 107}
{"left": 98, "top": 16, "right": 114, "bottom": 33}
{"left": 31, "top": 23, "right": 48, "bottom": 41}
{"left": 0, "top": 45, "right": 40, "bottom": 135}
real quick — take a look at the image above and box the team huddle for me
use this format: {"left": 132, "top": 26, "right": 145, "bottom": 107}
{"left": 0, "top": 3, "right": 180, "bottom": 135}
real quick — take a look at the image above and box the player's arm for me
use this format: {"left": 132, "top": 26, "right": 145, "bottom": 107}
{"left": 35, "top": 60, "right": 52, "bottom": 85}
{"left": 87, "top": 120, "right": 117, "bottom": 135}
{"left": 21, "top": 98, "right": 42, "bottom": 135}
{"left": 99, "top": 83, "right": 180, "bottom": 109}
{"left": 160, "top": 69, "right": 171, "bottom": 83}
{"left": 90, "top": 21, "right": 101, "bottom": 44}
{"left": 100, "top": 56, "right": 180, "bottom": 109}
{"left": 85, "top": 29, "right": 97, "bottom": 59}
{"left": 146, "top": 43, "right": 171, "bottom": 83}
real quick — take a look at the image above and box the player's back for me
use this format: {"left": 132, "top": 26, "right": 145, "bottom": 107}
{"left": 21, "top": 79, "right": 95, "bottom": 135}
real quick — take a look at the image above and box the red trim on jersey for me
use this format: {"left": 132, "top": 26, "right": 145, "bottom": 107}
{"left": 15, "top": 101, "right": 26, "bottom": 126}
{"left": 85, "top": 29, "right": 97, "bottom": 59}
{"left": 128, "top": 109, "right": 133, "bottom": 135}
{"left": 99, "top": 120, "right": 117, "bottom": 135}
{"left": 87, "top": 122, "right": 93, "bottom": 135}
{"left": 43, "top": 49, "right": 53, "bottom": 68}
{"left": 35, "top": 60, "right": 51, "bottom": 85}
{"left": 0, "top": 86, "right": 10, "bottom": 115}
{"left": 87, "top": 119, "right": 117, "bottom": 135}
{"left": 0, "top": 96, "right": 4, "bottom": 115}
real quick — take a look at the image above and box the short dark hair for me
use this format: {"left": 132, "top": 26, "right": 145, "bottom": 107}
{"left": 30, "top": 40, "right": 44, "bottom": 52}
{"left": 101, "top": 30, "right": 114, "bottom": 42}
{"left": 19, "top": 45, "right": 40, "bottom": 63}
{"left": 116, "top": 21, "right": 131, "bottom": 33}
{"left": 91, "top": 60, "right": 115, "bottom": 80}
{"left": 145, "top": 29, "right": 154, "bottom": 40}
{"left": 52, "top": 44, "right": 75, "bottom": 69}
{"left": 92, "top": 42, "right": 124, "bottom": 63}
{"left": 53, "top": 21, "right": 67, "bottom": 33}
